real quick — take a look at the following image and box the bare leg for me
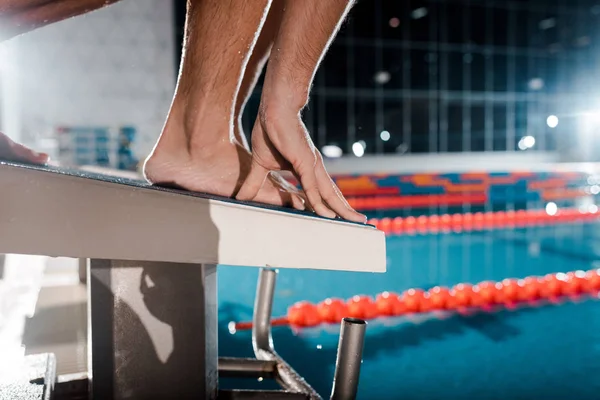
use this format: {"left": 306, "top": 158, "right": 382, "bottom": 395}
{"left": 0, "top": 0, "right": 271, "bottom": 163}
{"left": 0, "top": 0, "right": 118, "bottom": 163}
{"left": 144, "top": 0, "right": 303, "bottom": 209}
{"left": 0, "top": 0, "right": 120, "bottom": 41}
{"left": 233, "top": 0, "right": 283, "bottom": 148}
{"left": 230, "top": 1, "right": 306, "bottom": 203}
{"left": 0, "top": 0, "right": 64, "bottom": 14}
{"left": 236, "top": 0, "right": 364, "bottom": 222}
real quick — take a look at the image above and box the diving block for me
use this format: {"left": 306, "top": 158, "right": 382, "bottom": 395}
{"left": 0, "top": 161, "right": 385, "bottom": 400}
{"left": 0, "top": 162, "right": 385, "bottom": 272}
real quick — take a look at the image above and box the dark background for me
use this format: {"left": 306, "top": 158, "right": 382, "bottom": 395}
{"left": 173, "top": 0, "right": 600, "bottom": 156}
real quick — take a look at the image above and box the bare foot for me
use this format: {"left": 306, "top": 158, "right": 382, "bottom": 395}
{"left": 143, "top": 137, "right": 304, "bottom": 210}
{"left": 0, "top": 132, "right": 49, "bottom": 164}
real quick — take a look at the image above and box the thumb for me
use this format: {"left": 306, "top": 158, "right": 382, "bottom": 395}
{"left": 236, "top": 159, "right": 270, "bottom": 202}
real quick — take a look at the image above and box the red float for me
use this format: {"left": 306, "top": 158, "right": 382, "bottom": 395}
{"left": 451, "top": 214, "right": 463, "bottom": 226}
{"left": 375, "top": 292, "right": 401, "bottom": 316}
{"left": 499, "top": 278, "right": 522, "bottom": 303}
{"left": 540, "top": 273, "right": 567, "bottom": 298}
{"left": 404, "top": 216, "right": 417, "bottom": 231}
{"left": 450, "top": 283, "right": 474, "bottom": 308}
{"left": 235, "top": 269, "right": 600, "bottom": 331}
{"left": 379, "top": 218, "right": 392, "bottom": 233}
{"left": 288, "top": 301, "right": 320, "bottom": 327}
{"left": 564, "top": 271, "right": 586, "bottom": 296}
{"left": 392, "top": 217, "right": 404, "bottom": 234}
{"left": 584, "top": 269, "right": 600, "bottom": 292}
{"left": 476, "top": 281, "right": 501, "bottom": 304}
{"left": 428, "top": 286, "right": 451, "bottom": 310}
{"left": 347, "top": 295, "right": 378, "bottom": 320}
{"left": 401, "top": 288, "right": 425, "bottom": 313}
{"left": 316, "top": 298, "right": 347, "bottom": 324}
{"left": 520, "top": 276, "right": 542, "bottom": 301}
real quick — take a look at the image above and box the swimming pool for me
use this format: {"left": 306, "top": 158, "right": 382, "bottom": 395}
{"left": 218, "top": 220, "right": 600, "bottom": 399}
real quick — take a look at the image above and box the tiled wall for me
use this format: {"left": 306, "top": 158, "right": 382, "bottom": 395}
{"left": 1, "top": 0, "right": 176, "bottom": 161}
{"left": 288, "top": 0, "right": 599, "bottom": 158}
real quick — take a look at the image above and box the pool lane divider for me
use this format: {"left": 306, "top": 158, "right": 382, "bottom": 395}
{"left": 348, "top": 193, "right": 488, "bottom": 210}
{"left": 232, "top": 269, "right": 600, "bottom": 330}
{"left": 369, "top": 208, "right": 600, "bottom": 235}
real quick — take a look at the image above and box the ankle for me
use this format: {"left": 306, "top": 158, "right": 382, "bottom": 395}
{"left": 160, "top": 101, "right": 233, "bottom": 153}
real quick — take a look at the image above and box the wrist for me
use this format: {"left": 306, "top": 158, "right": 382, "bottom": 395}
{"left": 262, "top": 72, "right": 310, "bottom": 112}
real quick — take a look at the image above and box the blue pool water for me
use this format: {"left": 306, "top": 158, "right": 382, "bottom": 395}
{"left": 218, "top": 222, "right": 600, "bottom": 399}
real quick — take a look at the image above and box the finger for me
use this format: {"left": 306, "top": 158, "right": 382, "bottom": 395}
{"left": 269, "top": 172, "right": 308, "bottom": 208}
{"left": 236, "top": 160, "right": 269, "bottom": 201}
{"left": 268, "top": 172, "right": 306, "bottom": 211}
{"left": 280, "top": 187, "right": 306, "bottom": 211}
{"left": 290, "top": 171, "right": 315, "bottom": 212}
{"left": 269, "top": 171, "right": 299, "bottom": 193}
{"left": 274, "top": 187, "right": 295, "bottom": 209}
{"left": 315, "top": 160, "right": 367, "bottom": 223}
{"left": 293, "top": 157, "right": 336, "bottom": 219}
{"left": 251, "top": 174, "right": 303, "bottom": 208}
{"left": 288, "top": 191, "right": 306, "bottom": 210}
{"left": 287, "top": 187, "right": 310, "bottom": 212}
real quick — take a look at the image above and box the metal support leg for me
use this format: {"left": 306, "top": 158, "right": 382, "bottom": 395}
{"left": 330, "top": 318, "right": 366, "bottom": 400}
{"left": 253, "top": 268, "right": 321, "bottom": 399}
{"left": 88, "top": 259, "right": 218, "bottom": 400}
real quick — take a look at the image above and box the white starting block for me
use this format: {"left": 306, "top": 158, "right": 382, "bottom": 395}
{"left": 0, "top": 161, "right": 386, "bottom": 400}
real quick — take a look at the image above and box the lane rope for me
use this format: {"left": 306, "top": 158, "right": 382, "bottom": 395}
{"left": 369, "top": 208, "right": 600, "bottom": 235}
{"left": 232, "top": 269, "right": 600, "bottom": 330}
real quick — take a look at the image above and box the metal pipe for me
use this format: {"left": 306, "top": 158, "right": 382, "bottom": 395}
{"left": 218, "top": 357, "right": 277, "bottom": 379}
{"left": 252, "top": 268, "right": 322, "bottom": 399}
{"left": 218, "top": 389, "right": 310, "bottom": 399}
{"left": 330, "top": 318, "right": 367, "bottom": 400}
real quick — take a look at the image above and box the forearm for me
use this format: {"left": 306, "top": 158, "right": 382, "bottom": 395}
{"left": 264, "top": 0, "right": 354, "bottom": 105}
{"left": 0, "top": 0, "right": 121, "bottom": 41}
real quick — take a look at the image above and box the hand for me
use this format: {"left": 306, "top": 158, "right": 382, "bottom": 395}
{"left": 236, "top": 106, "right": 366, "bottom": 223}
